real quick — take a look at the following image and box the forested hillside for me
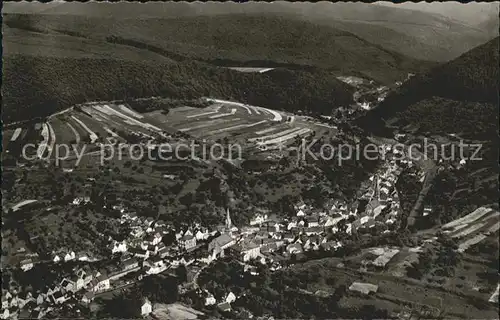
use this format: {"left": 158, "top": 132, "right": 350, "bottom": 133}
{"left": 359, "top": 37, "right": 499, "bottom": 138}
{"left": 2, "top": 55, "right": 354, "bottom": 124}
{"left": 3, "top": 13, "right": 433, "bottom": 84}
{"left": 4, "top": 1, "right": 495, "bottom": 62}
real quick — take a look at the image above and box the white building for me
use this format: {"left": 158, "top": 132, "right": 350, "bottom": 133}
{"left": 20, "top": 259, "right": 34, "bottom": 272}
{"left": 92, "top": 274, "right": 111, "bottom": 293}
{"left": 140, "top": 298, "right": 152, "bottom": 316}
{"left": 296, "top": 210, "right": 306, "bottom": 217}
{"left": 250, "top": 213, "right": 268, "bottom": 226}
{"left": 111, "top": 241, "right": 128, "bottom": 254}
{"left": 225, "top": 291, "right": 237, "bottom": 304}
{"left": 195, "top": 229, "right": 209, "bottom": 241}
{"left": 231, "top": 242, "right": 260, "bottom": 262}
{"left": 64, "top": 251, "right": 76, "bottom": 262}
{"left": 205, "top": 294, "right": 216, "bottom": 306}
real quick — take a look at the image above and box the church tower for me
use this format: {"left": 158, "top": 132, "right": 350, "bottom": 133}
{"left": 225, "top": 207, "right": 232, "bottom": 231}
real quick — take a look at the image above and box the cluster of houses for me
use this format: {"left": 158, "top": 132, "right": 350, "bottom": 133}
{"left": 2, "top": 207, "right": 219, "bottom": 319}
{"left": 4, "top": 144, "right": 411, "bottom": 319}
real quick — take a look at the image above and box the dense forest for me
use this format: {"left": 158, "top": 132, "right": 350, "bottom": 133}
{"left": 2, "top": 55, "right": 354, "bottom": 124}
{"left": 3, "top": 13, "right": 433, "bottom": 84}
{"left": 359, "top": 37, "right": 499, "bottom": 137}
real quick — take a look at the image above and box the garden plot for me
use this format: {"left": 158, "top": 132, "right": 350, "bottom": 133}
{"left": 47, "top": 122, "right": 56, "bottom": 155}
{"left": 206, "top": 120, "right": 268, "bottom": 135}
{"left": 51, "top": 116, "right": 85, "bottom": 146}
{"left": 82, "top": 106, "right": 145, "bottom": 137}
{"left": 484, "top": 221, "right": 500, "bottom": 234}
{"left": 92, "top": 104, "right": 164, "bottom": 134}
{"left": 256, "top": 128, "right": 311, "bottom": 146}
{"left": 251, "top": 106, "right": 261, "bottom": 115}
{"left": 248, "top": 127, "right": 302, "bottom": 143}
{"left": 442, "top": 207, "right": 492, "bottom": 232}
{"left": 457, "top": 235, "right": 487, "bottom": 253}
{"left": 489, "top": 284, "right": 499, "bottom": 303}
{"left": 442, "top": 207, "right": 500, "bottom": 252}
{"left": 71, "top": 115, "right": 99, "bottom": 143}
{"left": 186, "top": 104, "right": 224, "bottom": 118}
{"left": 206, "top": 98, "right": 283, "bottom": 121}
{"left": 178, "top": 118, "right": 242, "bottom": 132}
{"left": 369, "top": 247, "right": 400, "bottom": 268}
{"left": 451, "top": 222, "right": 488, "bottom": 239}
{"left": 171, "top": 106, "right": 199, "bottom": 113}
{"left": 255, "top": 126, "right": 284, "bottom": 135}
{"left": 36, "top": 123, "right": 49, "bottom": 159}
{"left": 209, "top": 108, "right": 237, "bottom": 119}
{"left": 118, "top": 104, "right": 144, "bottom": 119}
{"left": 66, "top": 121, "right": 81, "bottom": 144}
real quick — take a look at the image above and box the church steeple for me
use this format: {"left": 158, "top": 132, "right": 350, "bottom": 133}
{"left": 225, "top": 207, "right": 232, "bottom": 230}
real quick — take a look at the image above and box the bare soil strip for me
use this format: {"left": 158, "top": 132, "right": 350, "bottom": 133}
{"left": 178, "top": 118, "right": 242, "bottom": 132}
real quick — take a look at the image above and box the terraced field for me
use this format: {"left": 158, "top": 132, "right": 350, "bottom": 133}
{"left": 442, "top": 206, "right": 500, "bottom": 253}
{"left": 4, "top": 98, "right": 336, "bottom": 168}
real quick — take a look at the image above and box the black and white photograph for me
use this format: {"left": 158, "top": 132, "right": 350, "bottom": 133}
{"left": 1, "top": 1, "right": 499, "bottom": 319}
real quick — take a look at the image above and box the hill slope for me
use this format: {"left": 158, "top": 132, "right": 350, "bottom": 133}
{"left": 2, "top": 55, "right": 354, "bottom": 124}
{"left": 359, "top": 37, "right": 499, "bottom": 139}
{"left": 3, "top": 13, "right": 433, "bottom": 84}
{"left": 4, "top": 1, "right": 495, "bottom": 62}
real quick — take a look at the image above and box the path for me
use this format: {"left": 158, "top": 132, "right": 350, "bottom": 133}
{"left": 206, "top": 98, "right": 283, "bottom": 122}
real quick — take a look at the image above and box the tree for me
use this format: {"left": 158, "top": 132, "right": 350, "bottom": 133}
{"left": 141, "top": 275, "right": 179, "bottom": 303}
{"left": 100, "top": 291, "right": 142, "bottom": 318}
{"left": 176, "top": 265, "right": 188, "bottom": 283}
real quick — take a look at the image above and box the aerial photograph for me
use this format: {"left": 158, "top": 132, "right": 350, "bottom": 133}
{"left": 1, "top": 1, "right": 499, "bottom": 319}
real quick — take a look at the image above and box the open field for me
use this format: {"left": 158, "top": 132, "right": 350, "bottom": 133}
{"left": 282, "top": 257, "right": 499, "bottom": 319}
{"left": 152, "top": 303, "right": 205, "bottom": 320}
{"left": 4, "top": 96, "right": 337, "bottom": 169}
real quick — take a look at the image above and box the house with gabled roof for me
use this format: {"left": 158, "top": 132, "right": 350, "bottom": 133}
{"left": 144, "top": 217, "right": 155, "bottom": 227}
{"left": 1, "top": 308, "right": 9, "bottom": 319}
{"left": 20, "top": 258, "right": 34, "bottom": 272}
{"left": 286, "top": 243, "right": 303, "bottom": 255}
{"left": 76, "top": 251, "right": 90, "bottom": 261}
{"left": 230, "top": 241, "right": 260, "bottom": 262}
{"left": 60, "top": 278, "right": 75, "bottom": 292}
{"left": 121, "top": 258, "right": 140, "bottom": 271}
{"left": 64, "top": 251, "right": 76, "bottom": 262}
{"left": 50, "top": 291, "right": 67, "bottom": 304}
{"left": 34, "top": 292, "right": 45, "bottom": 305}
{"left": 179, "top": 234, "right": 197, "bottom": 251}
{"left": 217, "top": 301, "right": 231, "bottom": 313}
{"left": 208, "top": 233, "right": 235, "bottom": 252}
{"left": 81, "top": 291, "right": 95, "bottom": 304}
{"left": 91, "top": 273, "right": 110, "bottom": 293}
{"left": 70, "top": 274, "right": 85, "bottom": 292}
{"left": 140, "top": 298, "right": 152, "bottom": 316}
{"left": 305, "top": 216, "right": 321, "bottom": 228}
{"left": 16, "top": 291, "right": 33, "bottom": 309}
{"left": 111, "top": 241, "right": 128, "bottom": 254}
{"left": 282, "top": 232, "right": 296, "bottom": 243}
{"left": 129, "top": 247, "right": 149, "bottom": 260}
{"left": 195, "top": 228, "right": 209, "bottom": 241}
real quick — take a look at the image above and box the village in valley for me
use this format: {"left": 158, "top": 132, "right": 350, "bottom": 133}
{"left": 3, "top": 125, "right": 498, "bottom": 319}
{"left": 2, "top": 1, "right": 499, "bottom": 319}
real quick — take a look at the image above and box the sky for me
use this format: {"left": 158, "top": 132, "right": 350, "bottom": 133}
{"left": 376, "top": 1, "right": 499, "bottom": 25}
